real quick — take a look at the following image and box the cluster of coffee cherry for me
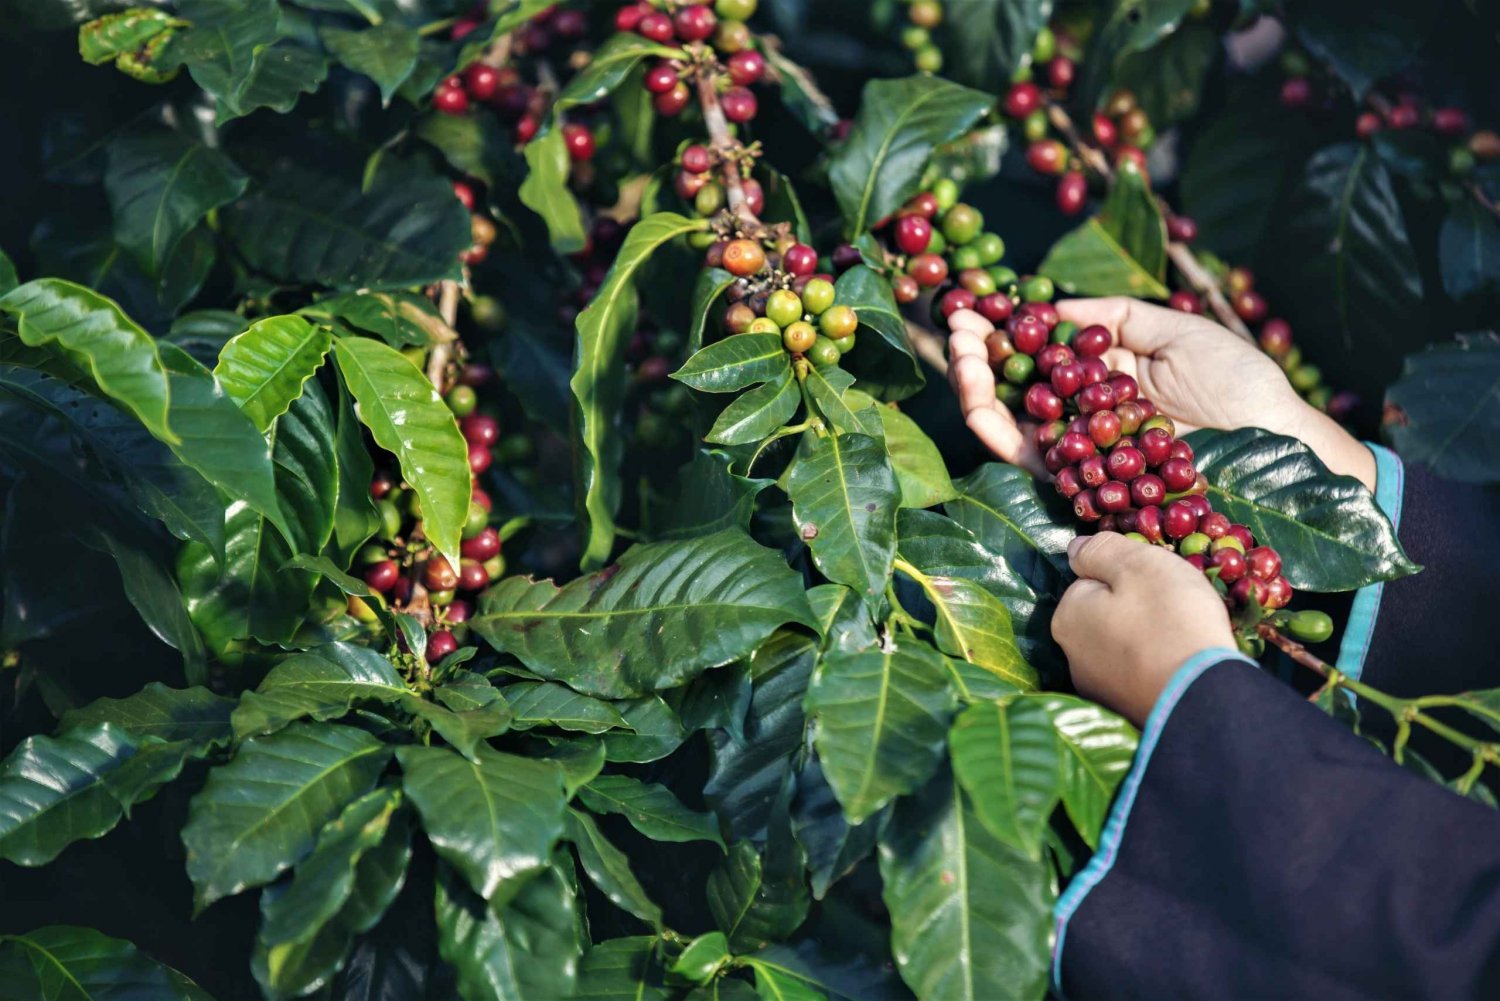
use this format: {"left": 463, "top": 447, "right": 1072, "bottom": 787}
{"left": 1003, "top": 79, "right": 1152, "bottom": 217}
{"left": 435, "top": 5, "right": 589, "bottom": 138}
{"left": 711, "top": 236, "right": 857, "bottom": 366}
{"left": 450, "top": 180, "right": 501, "bottom": 266}
{"left": 986, "top": 308, "right": 1301, "bottom": 626}
{"left": 895, "top": 0, "right": 945, "bottom": 73}
{"left": 622, "top": 0, "right": 766, "bottom": 119}
{"left": 673, "top": 142, "right": 765, "bottom": 220}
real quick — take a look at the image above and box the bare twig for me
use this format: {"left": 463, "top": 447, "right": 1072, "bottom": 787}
{"left": 426, "top": 280, "right": 462, "bottom": 392}
{"left": 695, "top": 72, "right": 760, "bottom": 230}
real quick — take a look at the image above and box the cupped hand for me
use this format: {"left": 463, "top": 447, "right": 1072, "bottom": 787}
{"left": 1052, "top": 532, "right": 1235, "bottom": 726}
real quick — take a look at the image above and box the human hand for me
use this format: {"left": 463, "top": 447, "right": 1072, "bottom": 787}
{"left": 1052, "top": 532, "right": 1235, "bottom": 726}
{"left": 947, "top": 297, "right": 1375, "bottom": 490}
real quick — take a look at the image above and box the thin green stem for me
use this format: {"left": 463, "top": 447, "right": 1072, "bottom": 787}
{"left": 417, "top": 16, "right": 458, "bottom": 37}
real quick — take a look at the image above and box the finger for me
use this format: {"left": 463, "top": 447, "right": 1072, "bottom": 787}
{"left": 966, "top": 405, "right": 1026, "bottom": 465}
{"left": 946, "top": 308, "right": 995, "bottom": 342}
{"left": 1051, "top": 577, "right": 1109, "bottom": 644}
{"left": 1057, "top": 297, "right": 1195, "bottom": 357}
{"left": 1066, "top": 531, "right": 1154, "bottom": 587}
{"left": 949, "top": 342, "right": 999, "bottom": 415}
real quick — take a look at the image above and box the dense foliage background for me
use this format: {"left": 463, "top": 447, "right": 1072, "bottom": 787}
{"left": 0, "top": 0, "right": 1496, "bottom": 998}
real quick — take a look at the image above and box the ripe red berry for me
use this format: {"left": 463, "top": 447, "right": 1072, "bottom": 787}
{"left": 1387, "top": 102, "right": 1420, "bottom": 129}
{"left": 894, "top": 215, "right": 933, "bottom": 255}
{"left": 1054, "top": 467, "right": 1083, "bottom": 499}
{"left": 1035, "top": 420, "right": 1067, "bottom": 450}
{"left": 1233, "top": 290, "right": 1268, "bottom": 323}
{"left": 908, "top": 253, "right": 948, "bottom": 288}
{"left": 1198, "top": 512, "right": 1230, "bottom": 539}
{"left": 1229, "top": 576, "right": 1269, "bottom": 608}
{"left": 1078, "top": 382, "right": 1116, "bottom": 415}
{"left": 1036, "top": 343, "right": 1074, "bottom": 377}
{"left": 1106, "top": 444, "right": 1145, "bottom": 481}
{"left": 1050, "top": 362, "right": 1083, "bottom": 398}
{"left": 1163, "top": 499, "right": 1199, "bottom": 539}
{"left": 461, "top": 526, "right": 501, "bottom": 561}
{"left": 427, "top": 630, "right": 458, "bottom": 663}
{"left": 461, "top": 413, "right": 500, "bottom": 446}
{"left": 721, "top": 87, "right": 758, "bottom": 122}
{"left": 1432, "top": 107, "right": 1470, "bottom": 136}
{"left": 1116, "top": 146, "right": 1148, "bottom": 173}
{"left": 1168, "top": 290, "right": 1201, "bottom": 314}
{"left": 1258, "top": 317, "right": 1293, "bottom": 356}
{"left": 1017, "top": 302, "right": 1059, "bottom": 328}
{"left": 1183, "top": 494, "right": 1213, "bottom": 519}
{"left": 1227, "top": 524, "right": 1255, "bottom": 550}
{"left": 1209, "top": 547, "right": 1246, "bottom": 583}
{"left": 782, "top": 243, "right": 817, "bottom": 277}
{"left": 978, "top": 293, "right": 1013, "bottom": 323}
{"left": 645, "top": 61, "right": 680, "bottom": 94}
{"left": 1246, "top": 546, "right": 1281, "bottom": 581}
{"left": 1056, "top": 171, "right": 1088, "bottom": 215}
{"left": 468, "top": 443, "right": 493, "bottom": 475}
{"left": 1059, "top": 431, "right": 1096, "bottom": 464}
{"left": 433, "top": 85, "right": 469, "bottom": 114}
{"left": 903, "top": 192, "right": 940, "bottom": 218}
{"left": 1009, "top": 315, "right": 1048, "bottom": 355}
{"left": 727, "top": 49, "right": 766, "bottom": 85}
{"left": 1026, "top": 140, "right": 1067, "bottom": 175}
{"left": 1047, "top": 56, "right": 1075, "bottom": 91}
{"left": 1025, "top": 383, "right": 1065, "bottom": 421}
{"left": 673, "top": 4, "right": 717, "bottom": 41}
{"left": 892, "top": 274, "right": 920, "bottom": 304}
{"left": 1114, "top": 400, "right": 1147, "bottom": 435}
{"left": 654, "top": 82, "right": 692, "bottom": 116}
{"left": 1078, "top": 454, "right": 1108, "bottom": 488}
{"left": 1107, "top": 373, "right": 1138, "bottom": 403}
{"left": 553, "top": 8, "right": 587, "bottom": 38}
{"left": 1136, "top": 504, "right": 1164, "bottom": 542}
{"left": 1166, "top": 215, "right": 1198, "bottom": 243}
{"left": 1264, "top": 575, "right": 1293, "bottom": 609}
{"left": 1130, "top": 473, "right": 1165, "bottom": 508}
{"left": 636, "top": 10, "right": 675, "bottom": 41}
{"left": 1087, "top": 410, "right": 1121, "bottom": 448}
{"left": 464, "top": 64, "right": 500, "bottom": 101}
{"left": 1074, "top": 324, "right": 1113, "bottom": 358}
{"left": 371, "top": 472, "right": 395, "bottom": 499}
{"left": 939, "top": 288, "right": 976, "bottom": 317}
{"left": 1280, "top": 77, "right": 1311, "bottom": 108}
{"left": 1093, "top": 113, "right": 1118, "bottom": 148}
{"left": 1168, "top": 439, "right": 1194, "bottom": 463}
{"left": 364, "top": 560, "right": 400, "bottom": 592}
{"left": 458, "top": 558, "right": 490, "bottom": 592}
{"left": 425, "top": 556, "right": 459, "bottom": 592}
{"left": 1355, "top": 111, "right": 1382, "bottom": 139}
{"left": 1073, "top": 489, "right": 1102, "bottom": 522}
{"left": 1003, "top": 82, "right": 1042, "bottom": 119}
{"left": 1097, "top": 480, "right": 1131, "bottom": 513}
{"left": 1078, "top": 357, "right": 1109, "bottom": 387}
{"left": 563, "top": 123, "right": 596, "bottom": 161}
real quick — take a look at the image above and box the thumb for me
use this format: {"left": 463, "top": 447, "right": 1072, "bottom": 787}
{"left": 1066, "top": 532, "right": 1146, "bottom": 587}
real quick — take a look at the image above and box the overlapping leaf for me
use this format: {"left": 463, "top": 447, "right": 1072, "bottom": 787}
{"left": 1385, "top": 333, "right": 1500, "bottom": 484}
{"left": 0, "top": 724, "right": 139, "bottom": 865}
{"left": 0, "top": 926, "right": 209, "bottom": 999}
{"left": 577, "top": 774, "right": 724, "bottom": 849}
{"left": 787, "top": 432, "right": 899, "bottom": 600}
{"left": 214, "top": 315, "right": 331, "bottom": 432}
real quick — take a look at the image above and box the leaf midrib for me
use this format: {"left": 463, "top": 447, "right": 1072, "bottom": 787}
{"left": 850, "top": 86, "right": 953, "bottom": 234}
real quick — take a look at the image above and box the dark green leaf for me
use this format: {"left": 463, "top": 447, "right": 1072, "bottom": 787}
{"left": 214, "top": 315, "right": 331, "bottom": 432}
{"left": 182, "top": 722, "right": 391, "bottom": 910}
{"left": 474, "top": 529, "right": 816, "bottom": 699}
{"left": 600, "top": 696, "right": 687, "bottom": 763}
{"left": 232, "top": 643, "right": 410, "bottom": 738}
{"left": 787, "top": 431, "right": 899, "bottom": 600}
{"left": 396, "top": 744, "right": 566, "bottom": 906}
{"left": 221, "top": 42, "right": 328, "bottom": 123}
{"left": 1439, "top": 200, "right": 1500, "bottom": 301}
{"left": 1098, "top": 160, "right": 1165, "bottom": 282}
{"left": 707, "top": 799, "right": 809, "bottom": 953}
{"left": 946, "top": 463, "right": 1072, "bottom": 584}
{"left": 60, "top": 683, "right": 234, "bottom": 745}
{"left": 1187, "top": 427, "right": 1420, "bottom": 589}
{"left": 1114, "top": 21, "right": 1217, "bottom": 128}
{"left": 877, "top": 405, "right": 955, "bottom": 508}
{"left": 577, "top": 774, "right": 724, "bottom": 849}
{"left": 807, "top": 645, "right": 955, "bottom": 824}
{"left": 878, "top": 776, "right": 1052, "bottom": 1001}
{"left": 1294, "top": 0, "right": 1432, "bottom": 100}
{"left": 688, "top": 267, "right": 737, "bottom": 353}
{"left": 554, "top": 33, "right": 681, "bottom": 116}
{"left": 1033, "top": 694, "right": 1136, "bottom": 848}
{"left": 0, "top": 724, "right": 138, "bottom": 866}
{"left": 763, "top": 44, "right": 840, "bottom": 137}
{"left": 0, "top": 248, "right": 15, "bottom": 294}
{"left": 105, "top": 127, "right": 247, "bottom": 276}
{"left": 411, "top": 672, "right": 514, "bottom": 761}
{"left": 708, "top": 372, "right": 801, "bottom": 446}
{"left": 502, "top": 681, "right": 632, "bottom": 734}
{"left": 167, "top": 0, "right": 282, "bottom": 119}
{"left": 1076, "top": 0, "right": 1196, "bottom": 112}
{"left": 223, "top": 161, "right": 469, "bottom": 291}
{"left": 332, "top": 378, "right": 380, "bottom": 564}
{"left": 574, "top": 936, "right": 672, "bottom": 1001}
{"left": 519, "top": 128, "right": 587, "bottom": 254}
{"left": 670, "top": 932, "right": 731, "bottom": 984}
{"left": 314, "top": 291, "right": 446, "bottom": 350}
{"left": 936, "top": 0, "right": 1054, "bottom": 93}
{"left": 674, "top": 333, "right": 791, "bottom": 393}
{"left": 948, "top": 698, "right": 1060, "bottom": 858}
{"left": 1385, "top": 332, "right": 1500, "bottom": 484}
{"left": 415, "top": 112, "right": 517, "bottom": 190}
{"left": 828, "top": 76, "right": 994, "bottom": 236}
{"left": 833, "top": 265, "right": 923, "bottom": 401}
{"left": 573, "top": 212, "right": 708, "bottom": 568}
{"left": 788, "top": 757, "right": 879, "bottom": 901}
{"left": 645, "top": 449, "right": 772, "bottom": 540}
{"left": 320, "top": 22, "right": 419, "bottom": 105}
{"left": 566, "top": 808, "right": 663, "bottom": 928}
{"left": 1038, "top": 218, "right": 1170, "bottom": 299}
{"left": 0, "top": 926, "right": 209, "bottom": 999}
{"left": 335, "top": 335, "right": 469, "bottom": 568}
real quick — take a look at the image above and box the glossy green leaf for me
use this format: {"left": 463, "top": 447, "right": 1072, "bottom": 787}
{"left": 1385, "top": 332, "right": 1500, "bottom": 484}
{"left": 167, "top": 0, "right": 282, "bottom": 119}
{"left": 787, "top": 432, "right": 899, "bottom": 600}
{"left": 1439, "top": 201, "right": 1500, "bottom": 301}
{"left": 553, "top": 33, "right": 681, "bottom": 116}
{"left": 1076, "top": 0, "right": 1196, "bottom": 111}
{"left": 1187, "top": 427, "right": 1421, "bottom": 589}
{"left": 671, "top": 932, "right": 732, "bottom": 984}
{"left": 1098, "top": 160, "right": 1165, "bottom": 281}
{"left": 600, "top": 696, "right": 687, "bottom": 764}
{"left": 829, "top": 76, "right": 993, "bottom": 236}
{"left": 79, "top": 8, "right": 183, "bottom": 63}
{"left": 573, "top": 212, "right": 708, "bottom": 569}
{"left": 1033, "top": 694, "right": 1137, "bottom": 848}
{"left": 0, "top": 248, "right": 15, "bottom": 294}
{"left": 335, "top": 335, "right": 469, "bottom": 569}
{"left": 332, "top": 378, "right": 380, "bottom": 564}
{"left": 1038, "top": 217, "right": 1170, "bottom": 299}
{"left": 877, "top": 405, "right": 955, "bottom": 508}
{"left": 895, "top": 558, "right": 1037, "bottom": 691}
{"left": 688, "top": 267, "right": 737, "bottom": 353}
{"left": 1115, "top": 21, "right": 1217, "bottom": 127}
{"left": 183, "top": 722, "right": 390, "bottom": 910}
{"left": 520, "top": 127, "right": 587, "bottom": 254}
{"left": 879, "top": 776, "right": 1053, "bottom": 1001}
{"left": 708, "top": 371, "right": 801, "bottom": 446}
{"left": 232, "top": 643, "right": 410, "bottom": 738}
{"left": 707, "top": 819, "right": 809, "bottom": 953}
{"left": 947, "top": 463, "right": 1073, "bottom": 584}
{"left": 762, "top": 44, "right": 839, "bottom": 137}
{"left": 948, "top": 698, "right": 1060, "bottom": 859}
{"left": 807, "top": 645, "right": 955, "bottom": 824}
{"left": 60, "top": 683, "right": 234, "bottom": 745}
{"left": 674, "top": 333, "right": 791, "bottom": 393}
{"left": 0, "top": 724, "right": 138, "bottom": 865}
{"left": 575, "top": 937, "right": 672, "bottom": 1001}
{"left": 645, "top": 450, "right": 771, "bottom": 541}
{"left": 312, "top": 291, "right": 444, "bottom": 349}
{"left": 222, "top": 42, "right": 328, "bottom": 123}
{"left": 566, "top": 808, "right": 663, "bottom": 928}
{"left": 0, "top": 278, "right": 172, "bottom": 441}
{"left": 105, "top": 127, "right": 247, "bottom": 276}
{"left": 214, "top": 315, "right": 331, "bottom": 432}
{"left": 577, "top": 774, "right": 724, "bottom": 849}
{"left": 223, "top": 161, "right": 469, "bottom": 291}
{"left": 397, "top": 744, "right": 566, "bottom": 906}
{"left": 502, "top": 681, "right": 632, "bottom": 734}
{"left": 807, "top": 584, "right": 879, "bottom": 655}
{"left": 474, "top": 529, "right": 816, "bottom": 699}
{"left": 802, "top": 366, "right": 868, "bottom": 437}
{"left": 410, "top": 671, "right": 514, "bottom": 761}
{"left": 936, "top": 0, "right": 1053, "bottom": 91}
{"left": 320, "top": 22, "right": 419, "bottom": 104}
{"left": 434, "top": 859, "right": 582, "bottom": 1001}
{"left": 833, "top": 265, "right": 923, "bottom": 401}
{"left": 746, "top": 959, "right": 828, "bottom": 1001}
{"left": 0, "top": 926, "right": 209, "bottom": 1000}
{"left": 788, "top": 757, "right": 879, "bottom": 901}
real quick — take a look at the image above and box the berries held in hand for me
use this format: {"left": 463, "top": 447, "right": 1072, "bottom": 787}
{"left": 1097, "top": 480, "right": 1131, "bottom": 513}
{"left": 1078, "top": 382, "right": 1116, "bottom": 415}
{"left": 1168, "top": 290, "right": 1201, "bottom": 313}
{"left": 1107, "top": 445, "right": 1145, "bottom": 481}
{"left": 1158, "top": 457, "right": 1197, "bottom": 492}
{"left": 1074, "top": 324, "right": 1113, "bottom": 358}
{"left": 1073, "top": 489, "right": 1102, "bottom": 522}
{"left": 1025, "top": 383, "right": 1065, "bottom": 422}
{"left": 1210, "top": 547, "right": 1247, "bottom": 583}
{"left": 1162, "top": 499, "right": 1199, "bottom": 539}
{"left": 1246, "top": 546, "right": 1281, "bottom": 581}
{"left": 1229, "top": 576, "right": 1269, "bottom": 609}
{"left": 978, "top": 293, "right": 1013, "bottom": 323}
{"left": 892, "top": 274, "right": 920, "bottom": 304}
{"left": 1130, "top": 473, "right": 1165, "bottom": 508}
{"left": 1264, "top": 575, "right": 1293, "bottom": 610}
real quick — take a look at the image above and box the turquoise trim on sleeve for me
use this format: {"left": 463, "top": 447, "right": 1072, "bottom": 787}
{"left": 1334, "top": 444, "right": 1405, "bottom": 683}
{"left": 1050, "top": 648, "right": 1257, "bottom": 998}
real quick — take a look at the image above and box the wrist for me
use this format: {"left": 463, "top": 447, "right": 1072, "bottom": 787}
{"left": 1274, "top": 401, "right": 1377, "bottom": 492}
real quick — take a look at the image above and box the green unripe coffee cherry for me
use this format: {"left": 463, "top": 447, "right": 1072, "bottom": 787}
{"left": 1051, "top": 320, "right": 1078, "bottom": 344}
{"left": 469, "top": 295, "right": 505, "bottom": 332}
{"left": 914, "top": 45, "right": 943, "bottom": 73}
{"left": 1019, "top": 275, "right": 1055, "bottom": 302}
{"left": 1211, "top": 535, "right": 1245, "bottom": 555}
{"left": 1031, "top": 25, "right": 1056, "bottom": 62}
{"left": 357, "top": 543, "right": 389, "bottom": 565}
{"left": 1450, "top": 147, "right": 1477, "bottom": 177}
{"left": 951, "top": 245, "right": 983, "bottom": 270}
{"left": 462, "top": 500, "right": 489, "bottom": 539}
{"left": 687, "top": 229, "right": 717, "bottom": 250}
{"left": 926, "top": 229, "right": 947, "bottom": 255}
{"left": 1179, "top": 532, "right": 1212, "bottom": 557}
{"left": 1011, "top": 63, "right": 1032, "bottom": 84}
{"left": 1286, "top": 609, "right": 1334, "bottom": 644}
{"left": 347, "top": 596, "right": 380, "bottom": 623}
{"left": 995, "top": 382, "right": 1023, "bottom": 408}
{"left": 695, "top": 183, "right": 725, "bottom": 216}
{"left": 495, "top": 434, "right": 534, "bottom": 464}
{"left": 429, "top": 588, "right": 455, "bottom": 607}
{"left": 1290, "top": 364, "right": 1321, "bottom": 392}
{"left": 401, "top": 489, "right": 423, "bottom": 518}
{"left": 1280, "top": 347, "right": 1303, "bottom": 372}
{"left": 1123, "top": 532, "right": 1150, "bottom": 545}
{"left": 1141, "top": 414, "right": 1177, "bottom": 437}
{"left": 1236, "top": 633, "right": 1265, "bottom": 658}
{"left": 987, "top": 265, "right": 1019, "bottom": 289}
{"left": 1280, "top": 49, "right": 1311, "bottom": 77}
{"left": 931, "top": 178, "right": 959, "bottom": 212}
{"left": 973, "top": 232, "right": 1006, "bottom": 266}
{"left": 832, "top": 332, "right": 856, "bottom": 353}
{"left": 377, "top": 499, "right": 403, "bottom": 540}
{"left": 747, "top": 316, "right": 782, "bottom": 335}
{"left": 807, "top": 336, "right": 842, "bottom": 367}
{"left": 401, "top": 346, "right": 426, "bottom": 368}
{"left": 941, "top": 203, "right": 984, "bottom": 245}
{"left": 766, "top": 289, "right": 804, "bottom": 328}
{"left": 1307, "top": 386, "right": 1333, "bottom": 410}
{"left": 819, "top": 305, "right": 858, "bottom": 339}
{"left": 801, "top": 278, "right": 836, "bottom": 315}
{"left": 1003, "top": 353, "right": 1035, "bottom": 384}
{"left": 446, "top": 385, "right": 478, "bottom": 418}
{"left": 1023, "top": 110, "right": 1050, "bottom": 143}
{"left": 783, "top": 321, "right": 817, "bottom": 353}
{"left": 484, "top": 554, "right": 505, "bottom": 579}
{"left": 901, "top": 25, "right": 930, "bottom": 49}
{"left": 715, "top": 0, "right": 757, "bottom": 19}
{"left": 1133, "top": 124, "right": 1156, "bottom": 148}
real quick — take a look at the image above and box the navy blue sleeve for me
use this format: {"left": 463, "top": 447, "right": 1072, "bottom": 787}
{"left": 1053, "top": 657, "right": 1500, "bottom": 1000}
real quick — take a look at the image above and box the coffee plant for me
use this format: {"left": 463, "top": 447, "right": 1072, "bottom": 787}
{"left": 0, "top": 0, "right": 1496, "bottom": 998}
